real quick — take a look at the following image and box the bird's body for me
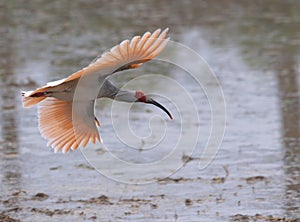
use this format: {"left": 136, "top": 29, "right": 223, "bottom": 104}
{"left": 22, "top": 28, "right": 172, "bottom": 153}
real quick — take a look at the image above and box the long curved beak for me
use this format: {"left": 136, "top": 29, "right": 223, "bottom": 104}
{"left": 148, "top": 98, "right": 173, "bottom": 120}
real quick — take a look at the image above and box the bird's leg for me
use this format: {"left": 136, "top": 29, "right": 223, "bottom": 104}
{"left": 30, "top": 90, "right": 67, "bottom": 97}
{"left": 30, "top": 92, "right": 47, "bottom": 97}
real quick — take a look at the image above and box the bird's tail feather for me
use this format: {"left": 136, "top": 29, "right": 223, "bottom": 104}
{"left": 21, "top": 90, "right": 47, "bottom": 108}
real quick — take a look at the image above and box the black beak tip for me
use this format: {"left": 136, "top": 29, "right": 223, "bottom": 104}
{"left": 148, "top": 99, "right": 173, "bottom": 120}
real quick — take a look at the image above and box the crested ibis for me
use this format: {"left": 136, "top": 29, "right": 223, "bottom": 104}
{"left": 21, "top": 28, "right": 173, "bottom": 153}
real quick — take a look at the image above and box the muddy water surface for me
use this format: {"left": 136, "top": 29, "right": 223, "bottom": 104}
{"left": 0, "top": 1, "right": 299, "bottom": 221}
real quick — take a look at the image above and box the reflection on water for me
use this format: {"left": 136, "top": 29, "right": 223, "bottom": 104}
{"left": 0, "top": 0, "right": 299, "bottom": 220}
{"left": 276, "top": 52, "right": 300, "bottom": 217}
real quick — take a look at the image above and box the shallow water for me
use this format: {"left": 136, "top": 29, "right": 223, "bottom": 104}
{"left": 0, "top": 1, "right": 299, "bottom": 221}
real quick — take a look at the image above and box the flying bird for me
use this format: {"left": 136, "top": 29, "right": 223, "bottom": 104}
{"left": 22, "top": 28, "right": 172, "bottom": 153}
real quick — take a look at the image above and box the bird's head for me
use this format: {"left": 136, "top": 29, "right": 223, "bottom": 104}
{"left": 135, "top": 90, "right": 173, "bottom": 119}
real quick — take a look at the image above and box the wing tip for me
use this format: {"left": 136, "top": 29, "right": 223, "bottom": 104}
{"left": 163, "top": 27, "right": 169, "bottom": 33}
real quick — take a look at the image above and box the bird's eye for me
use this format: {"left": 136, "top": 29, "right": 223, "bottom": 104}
{"left": 135, "top": 91, "right": 146, "bottom": 102}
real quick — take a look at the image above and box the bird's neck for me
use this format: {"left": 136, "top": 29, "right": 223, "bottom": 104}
{"left": 114, "top": 89, "right": 137, "bottom": 103}
{"left": 98, "top": 79, "right": 137, "bottom": 103}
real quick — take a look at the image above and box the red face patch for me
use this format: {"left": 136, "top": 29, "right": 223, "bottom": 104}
{"left": 135, "top": 90, "right": 147, "bottom": 103}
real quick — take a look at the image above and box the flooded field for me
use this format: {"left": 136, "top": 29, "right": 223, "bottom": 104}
{"left": 0, "top": 1, "right": 299, "bottom": 221}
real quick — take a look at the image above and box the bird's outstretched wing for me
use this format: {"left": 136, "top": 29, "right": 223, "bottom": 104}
{"left": 21, "top": 28, "right": 169, "bottom": 102}
{"left": 38, "top": 98, "right": 100, "bottom": 153}
{"left": 62, "top": 28, "right": 169, "bottom": 83}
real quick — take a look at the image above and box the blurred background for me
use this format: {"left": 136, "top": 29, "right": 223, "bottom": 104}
{"left": 0, "top": 0, "right": 299, "bottom": 221}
